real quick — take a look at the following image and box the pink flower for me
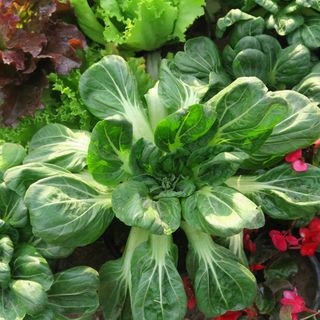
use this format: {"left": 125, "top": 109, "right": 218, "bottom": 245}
{"left": 291, "top": 159, "right": 308, "bottom": 172}
{"left": 281, "top": 289, "right": 306, "bottom": 314}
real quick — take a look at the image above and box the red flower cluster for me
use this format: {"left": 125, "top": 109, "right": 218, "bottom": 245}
{"left": 269, "top": 218, "right": 320, "bottom": 256}
{"left": 213, "top": 308, "right": 257, "bottom": 320}
{"left": 280, "top": 289, "right": 306, "bottom": 320}
{"left": 182, "top": 276, "right": 196, "bottom": 311}
{"left": 269, "top": 230, "right": 299, "bottom": 252}
{"left": 299, "top": 217, "right": 320, "bottom": 256}
{"left": 285, "top": 149, "right": 308, "bottom": 172}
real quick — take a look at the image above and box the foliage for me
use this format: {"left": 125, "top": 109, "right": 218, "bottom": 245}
{"left": 70, "top": 0, "right": 205, "bottom": 51}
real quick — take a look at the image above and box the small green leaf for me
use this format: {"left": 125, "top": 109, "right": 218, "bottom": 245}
{"left": 87, "top": 116, "right": 133, "bottom": 186}
{"left": 155, "top": 104, "right": 216, "bottom": 152}
{"left": 112, "top": 181, "right": 181, "bottom": 235}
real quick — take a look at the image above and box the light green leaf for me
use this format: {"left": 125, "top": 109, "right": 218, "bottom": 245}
{"left": 4, "top": 163, "right": 69, "bottom": 197}
{"left": 182, "top": 186, "right": 264, "bottom": 237}
{"left": 80, "top": 56, "right": 153, "bottom": 141}
{"left": 11, "top": 280, "right": 47, "bottom": 316}
{"left": 0, "top": 183, "right": 27, "bottom": 228}
{"left": 25, "top": 175, "right": 113, "bottom": 247}
{"left": 47, "top": 267, "right": 99, "bottom": 317}
{"left": 158, "top": 60, "right": 208, "bottom": 113}
{"left": 0, "top": 144, "right": 26, "bottom": 180}
{"left": 227, "top": 164, "right": 320, "bottom": 219}
{"left": 182, "top": 222, "right": 257, "bottom": 317}
{"left": 131, "top": 235, "right": 187, "bottom": 320}
{"left": 24, "top": 124, "right": 90, "bottom": 173}
{"left": 208, "top": 77, "right": 287, "bottom": 152}
{"left": 12, "top": 245, "right": 53, "bottom": 291}
{"left": 0, "top": 289, "right": 25, "bottom": 320}
{"left": 112, "top": 181, "right": 181, "bottom": 235}
{"left": 246, "top": 91, "right": 320, "bottom": 167}
{"left": 87, "top": 116, "right": 133, "bottom": 186}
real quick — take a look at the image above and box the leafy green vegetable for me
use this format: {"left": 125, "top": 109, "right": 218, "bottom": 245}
{"left": 0, "top": 144, "right": 26, "bottom": 180}
{"left": 70, "top": 0, "right": 205, "bottom": 51}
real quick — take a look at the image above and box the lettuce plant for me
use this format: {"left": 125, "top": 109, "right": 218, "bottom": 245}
{"left": 70, "top": 0, "right": 205, "bottom": 51}
{"left": 8, "top": 52, "right": 320, "bottom": 319}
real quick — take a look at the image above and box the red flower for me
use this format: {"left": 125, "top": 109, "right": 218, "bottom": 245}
{"left": 285, "top": 235, "right": 299, "bottom": 246}
{"left": 308, "top": 218, "right": 320, "bottom": 232}
{"left": 269, "top": 230, "right": 287, "bottom": 252}
{"left": 243, "top": 231, "right": 256, "bottom": 254}
{"left": 285, "top": 150, "right": 302, "bottom": 163}
{"left": 182, "top": 276, "right": 196, "bottom": 310}
{"left": 249, "top": 264, "right": 266, "bottom": 271}
{"left": 280, "top": 289, "right": 306, "bottom": 314}
{"left": 213, "top": 311, "right": 242, "bottom": 320}
{"left": 300, "top": 242, "right": 319, "bottom": 256}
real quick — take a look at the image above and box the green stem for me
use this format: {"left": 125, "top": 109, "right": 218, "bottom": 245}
{"left": 146, "top": 51, "right": 162, "bottom": 81}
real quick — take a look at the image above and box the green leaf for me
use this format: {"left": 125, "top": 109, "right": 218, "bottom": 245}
{"left": 80, "top": 56, "right": 153, "bottom": 141}
{"left": 216, "top": 9, "right": 264, "bottom": 39}
{"left": 182, "top": 222, "right": 257, "bottom": 317}
{"left": 0, "top": 143, "right": 26, "bottom": 180}
{"left": 154, "top": 104, "right": 216, "bottom": 152}
{"left": 4, "top": 163, "right": 70, "bottom": 197}
{"left": 24, "top": 124, "right": 90, "bottom": 173}
{"left": 173, "top": 0, "right": 205, "bottom": 41}
{"left": 187, "top": 145, "right": 249, "bottom": 185}
{"left": 25, "top": 175, "right": 113, "bottom": 247}
{"left": 0, "top": 289, "right": 25, "bottom": 320}
{"left": 287, "top": 15, "right": 320, "bottom": 49}
{"left": 208, "top": 77, "right": 287, "bottom": 152}
{"left": 130, "top": 235, "right": 187, "bottom": 320}
{"left": 11, "top": 280, "right": 47, "bottom": 316}
{"left": 47, "top": 267, "right": 99, "bottom": 317}
{"left": 245, "top": 91, "right": 320, "bottom": 167}
{"left": 267, "top": 12, "right": 304, "bottom": 36}
{"left": 173, "top": 36, "right": 225, "bottom": 82}
{"left": 112, "top": 181, "right": 181, "bottom": 235}
{"left": 12, "top": 245, "right": 53, "bottom": 291}
{"left": 99, "top": 227, "right": 149, "bottom": 320}
{"left": 264, "top": 255, "right": 298, "bottom": 282}
{"left": 158, "top": 60, "right": 208, "bottom": 113}
{"left": 182, "top": 186, "right": 264, "bottom": 237}
{"left": 227, "top": 164, "right": 320, "bottom": 219}
{"left": 273, "top": 44, "right": 311, "bottom": 86}
{"left": 87, "top": 116, "right": 133, "bottom": 186}
{"left": 100, "top": 258, "right": 132, "bottom": 320}
{"left": 255, "top": 285, "right": 276, "bottom": 315}
{"left": 294, "top": 62, "right": 320, "bottom": 105}
{"left": 0, "top": 183, "right": 27, "bottom": 228}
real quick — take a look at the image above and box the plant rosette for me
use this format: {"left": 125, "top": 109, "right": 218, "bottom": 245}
{"left": 3, "top": 45, "right": 319, "bottom": 320}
